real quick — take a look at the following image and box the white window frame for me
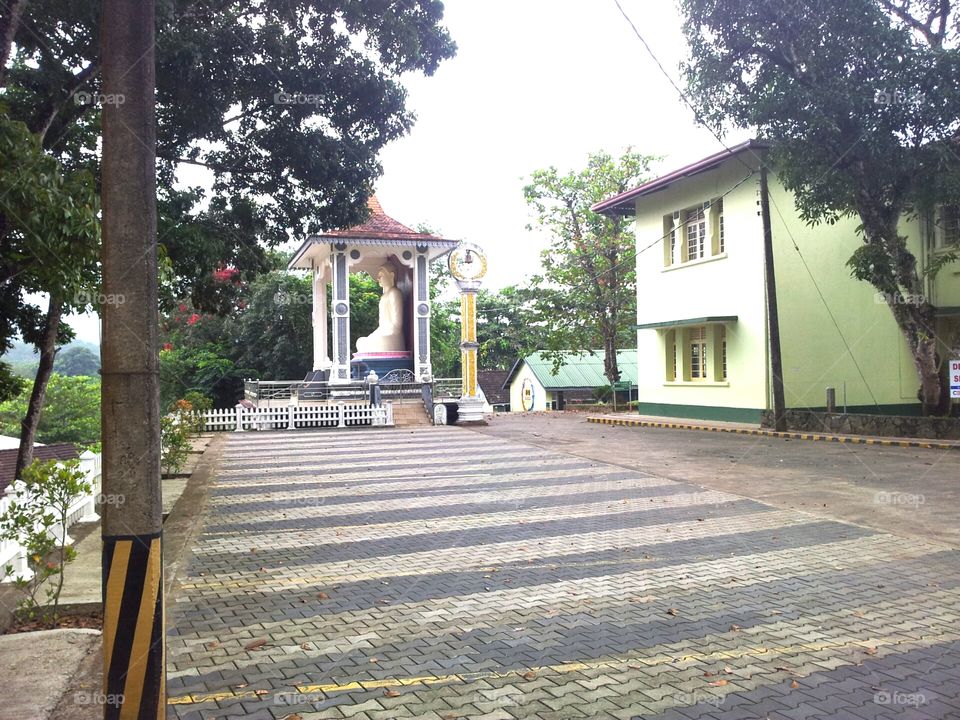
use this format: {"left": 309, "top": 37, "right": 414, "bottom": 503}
{"left": 935, "top": 204, "right": 960, "bottom": 249}
{"left": 685, "top": 208, "right": 706, "bottom": 261}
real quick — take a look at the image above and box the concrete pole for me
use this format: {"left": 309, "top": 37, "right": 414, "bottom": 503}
{"left": 760, "top": 159, "right": 788, "bottom": 432}
{"left": 100, "top": 1, "right": 165, "bottom": 717}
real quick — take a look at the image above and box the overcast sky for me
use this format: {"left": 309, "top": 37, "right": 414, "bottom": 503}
{"left": 67, "top": 0, "right": 748, "bottom": 344}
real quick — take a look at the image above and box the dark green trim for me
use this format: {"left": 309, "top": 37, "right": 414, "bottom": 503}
{"left": 635, "top": 402, "right": 762, "bottom": 423}
{"left": 636, "top": 316, "right": 738, "bottom": 330}
{"left": 935, "top": 306, "right": 960, "bottom": 317}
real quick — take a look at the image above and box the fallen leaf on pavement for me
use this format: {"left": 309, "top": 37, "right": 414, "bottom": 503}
{"left": 666, "top": 608, "right": 678, "bottom": 616}
{"left": 317, "top": 592, "right": 329, "bottom": 600}
{"left": 244, "top": 639, "right": 268, "bottom": 651}
{"left": 729, "top": 624, "right": 742, "bottom": 631}
{"left": 864, "top": 647, "right": 878, "bottom": 655}
{"left": 383, "top": 689, "right": 401, "bottom": 698}
{"left": 708, "top": 679, "right": 728, "bottom": 686}
{"left": 790, "top": 680, "right": 800, "bottom": 689}
{"left": 522, "top": 670, "right": 537, "bottom": 680}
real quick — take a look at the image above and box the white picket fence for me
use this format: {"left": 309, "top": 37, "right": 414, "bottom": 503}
{"left": 0, "top": 450, "right": 102, "bottom": 582}
{"left": 197, "top": 401, "right": 394, "bottom": 433}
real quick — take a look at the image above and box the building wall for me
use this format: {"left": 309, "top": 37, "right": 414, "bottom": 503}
{"left": 508, "top": 362, "right": 552, "bottom": 412}
{"left": 768, "top": 180, "right": 923, "bottom": 412}
{"left": 633, "top": 156, "right": 769, "bottom": 421}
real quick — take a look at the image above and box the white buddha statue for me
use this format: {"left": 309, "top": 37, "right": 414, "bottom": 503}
{"left": 356, "top": 265, "right": 405, "bottom": 353}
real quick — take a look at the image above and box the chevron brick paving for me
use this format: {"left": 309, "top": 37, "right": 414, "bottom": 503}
{"left": 166, "top": 427, "right": 960, "bottom": 719}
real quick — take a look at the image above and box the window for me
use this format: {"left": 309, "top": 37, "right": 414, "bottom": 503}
{"left": 720, "top": 326, "right": 728, "bottom": 380}
{"left": 688, "top": 326, "right": 707, "bottom": 380}
{"left": 936, "top": 204, "right": 960, "bottom": 248}
{"left": 685, "top": 208, "right": 706, "bottom": 261}
{"left": 665, "top": 198, "right": 725, "bottom": 266}
{"left": 665, "top": 329, "right": 677, "bottom": 381}
{"left": 717, "top": 198, "right": 725, "bottom": 254}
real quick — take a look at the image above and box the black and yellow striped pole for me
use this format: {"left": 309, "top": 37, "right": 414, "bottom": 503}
{"left": 100, "top": 0, "right": 166, "bottom": 717}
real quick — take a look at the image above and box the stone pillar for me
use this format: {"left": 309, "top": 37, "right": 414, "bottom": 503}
{"left": 330, "top": 243, "right": 351, "bottom": 382}
{"left": 414, "top": 246, "right": 432, "bottom": 381}
{"left": 312, "top": 265, "right": 330, "bottom": 372}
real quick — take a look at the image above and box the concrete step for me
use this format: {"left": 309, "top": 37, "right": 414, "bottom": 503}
{"left": 392, "top": 404, "right": 432, "bottom": 427}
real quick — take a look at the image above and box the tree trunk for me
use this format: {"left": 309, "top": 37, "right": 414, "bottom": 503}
{"left": 15, "top": 293, "right": 61, "bottom": 479}
{"left": 888, "top": 299, "right": 943, "bottom": 414}
{"left": 603, "top": 326, "right": 620, "bottom": 385}
{"left": 0, "top": 0, "right": 28, "bottom": 88}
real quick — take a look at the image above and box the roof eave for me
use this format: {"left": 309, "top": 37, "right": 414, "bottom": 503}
{"left": 592, "top": 140, "right": 769, "bottom": 216}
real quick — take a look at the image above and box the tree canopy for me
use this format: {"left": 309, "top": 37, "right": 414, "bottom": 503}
{"left": 524, "top": 150, "right": 655, "bottom": 384}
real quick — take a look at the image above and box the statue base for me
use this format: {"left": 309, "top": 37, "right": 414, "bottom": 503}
{"left": 456, "top": 396, "right": 487, "bottom": 425}
{"left": 351, "top": 351, "right": 412, "bottom": 380}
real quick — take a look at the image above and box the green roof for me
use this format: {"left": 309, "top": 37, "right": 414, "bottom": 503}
{"left": 505, "top": 350, "right": 638, "bottom": 390}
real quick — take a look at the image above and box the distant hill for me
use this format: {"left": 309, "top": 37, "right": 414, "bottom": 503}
{"left": 2, "top": 339, "right": 101, "bottom": 379}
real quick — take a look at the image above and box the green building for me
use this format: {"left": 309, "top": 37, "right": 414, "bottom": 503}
{"left": 594, "top": 141, "right": 960, "bottom": 423}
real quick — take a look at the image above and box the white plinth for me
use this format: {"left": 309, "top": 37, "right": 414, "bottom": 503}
{"left": 457, "top": 396, "right": 486, "bottom": 424}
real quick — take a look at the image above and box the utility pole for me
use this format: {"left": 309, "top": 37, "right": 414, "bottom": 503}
{"left": 100, "top": 1, "right": 165, "bottom": 718}
{"left": 759, "top": 156, "right": 787, "bottom": 432}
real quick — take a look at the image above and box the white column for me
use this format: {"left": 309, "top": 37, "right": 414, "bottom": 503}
{"left": 330, "top": 243, "right": 352, "bottom": 382}
{"left": 413, "top": 247, "right": 432, "bottom": 381}
{"left": 312, "top": 266, "right": 330, "bottom": 372}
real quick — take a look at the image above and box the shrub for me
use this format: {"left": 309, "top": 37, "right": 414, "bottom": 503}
{"left": 0, "top": 459, "right": 90, "bottom": 626}
{"left": 160, "top": 415, "right": 191, "bottom": 476}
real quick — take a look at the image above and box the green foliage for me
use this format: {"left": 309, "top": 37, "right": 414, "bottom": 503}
{"left": 159, "top": 345, "right": 249, "bottom": 410}
{"left": 523, "top": 150, "right": 655, "bottom": 383}
{"left": 0, "top": 459, "right": 90, "bottom": 626}
{"left": 592, "top": 385, "right": 613, "bottom": 404}
{"left": 475, "top": 286, "right": 547, "bottom": 371}
{"left": 54, "top": 345, "right": 99, "bottom": 376}
{"left": 0, "top": 374, "right": 100, "bottom": 445}
{"left": 160, "top": 416, "right": 191, "bottom": 477}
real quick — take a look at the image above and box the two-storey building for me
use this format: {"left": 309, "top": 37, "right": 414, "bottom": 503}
{"left": 593, "top": 140, "right": 959, "bottom": 422}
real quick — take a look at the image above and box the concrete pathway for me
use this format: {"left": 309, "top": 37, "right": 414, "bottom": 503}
{"left": 166, "top": 426, "right": 960, "bottom": 719}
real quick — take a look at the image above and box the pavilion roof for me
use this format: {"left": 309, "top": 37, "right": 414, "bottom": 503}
{"left": 317, "top": 195, "right": 450, "bottom": 243}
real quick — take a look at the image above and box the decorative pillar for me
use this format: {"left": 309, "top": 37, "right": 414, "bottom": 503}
{"left": 312, "top": 264, "right": 330, "bottom": 373}
{"left": 414, "top": 245, "right": 432, "bottom": 381}
{"left": 448, "top": 243, "right": 488, "bottom": 424}
{"left": 330, "top": 242, "right": 351, "bottom": 381}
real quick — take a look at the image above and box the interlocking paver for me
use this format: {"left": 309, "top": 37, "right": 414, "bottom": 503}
{"left": 166, "top": 427, "right": 960, "bottom": 719}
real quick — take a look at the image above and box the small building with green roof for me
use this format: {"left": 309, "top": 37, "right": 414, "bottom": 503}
{"left": 503, "top": 350, "right": 638, "bottom": 412}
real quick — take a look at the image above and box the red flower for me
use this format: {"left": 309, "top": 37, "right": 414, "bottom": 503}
{"left": 212, "top": 265, "right": 239, "bottom": 283}
{"left": 162, "top": 343, "right": 173, "bottom": 351}
{"left": 187, "top": 313, "right": 201, "bottom": 326}
{"left": 178, "top": 303, "right": 188, "bottom": 312}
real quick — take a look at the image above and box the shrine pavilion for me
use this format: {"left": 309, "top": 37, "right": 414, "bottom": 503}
{"left": 287, "top": 196, "right": 460, "bottom": 383}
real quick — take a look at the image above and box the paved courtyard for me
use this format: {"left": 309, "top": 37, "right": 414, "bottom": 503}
{"left": 167, "top": 426, "right": 960, "bottom": 719}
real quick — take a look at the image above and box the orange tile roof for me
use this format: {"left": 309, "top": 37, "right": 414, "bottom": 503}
{"left": 322, "top": 195, "right": 446, "bottom": 242}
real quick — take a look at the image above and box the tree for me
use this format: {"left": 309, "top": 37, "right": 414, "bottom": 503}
{"left": 523, "top": 150, "right": 655, "bottom": 383}
{"left": 0, "top": 0, "right": 456, "bottom": 472}
{"left": 680, "top": 0, "right": 960, "bottom": 414}
{"left": 0, "top": 374, "right": 100, "bottom": 446}
{"left": 475, "top": 286, "right": 546, "bottom": 370}
{"left": 54, "top": 346, "right": 99, "bottom": 376}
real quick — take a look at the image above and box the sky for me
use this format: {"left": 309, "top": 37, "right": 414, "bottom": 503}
{"left": 66, "top": 0, "right": 748, "bottom": 344}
